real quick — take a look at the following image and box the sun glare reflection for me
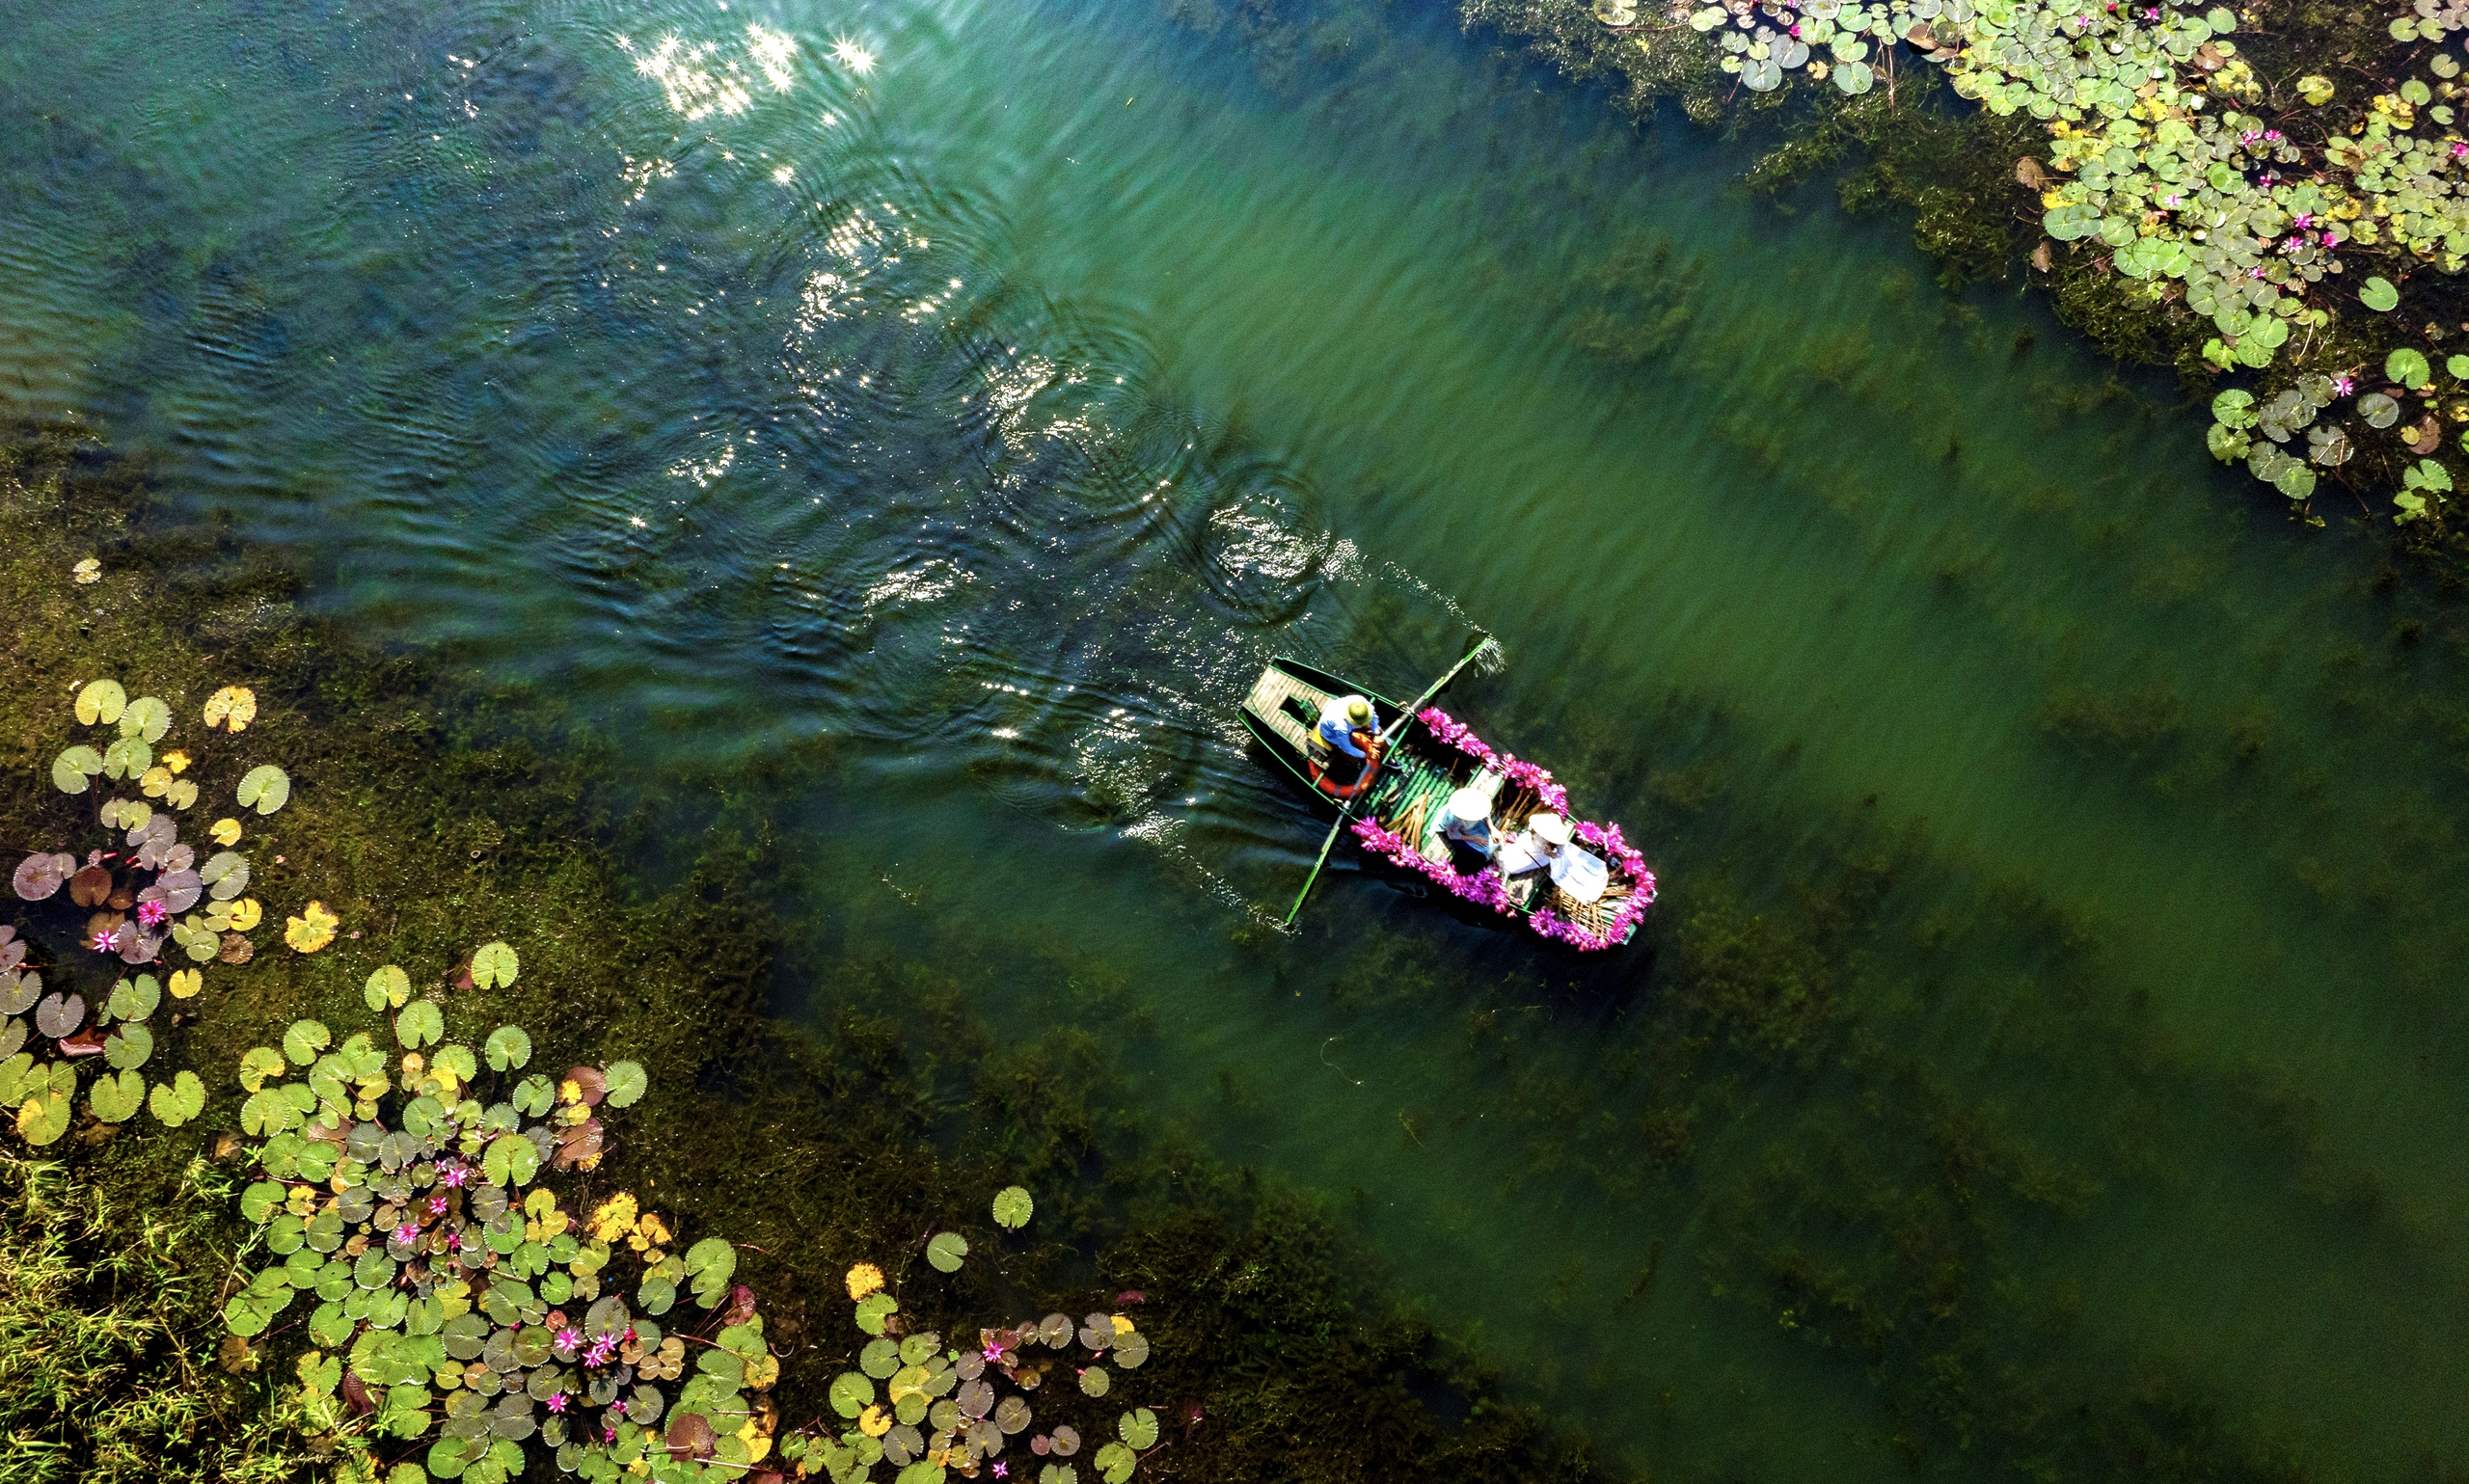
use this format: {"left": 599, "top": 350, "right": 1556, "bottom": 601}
{"left": 830, "top": 39, "right": 877, "bottom": 74}
{"left": 617, "top": 23, "right": 798, "bottom": 119}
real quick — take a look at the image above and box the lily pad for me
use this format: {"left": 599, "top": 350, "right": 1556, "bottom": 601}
{"left": 149, "top": 1068, "right": 207, "bottom": 1125}
{"left": 482, "top": 1132, "right": 539, "bottom": 1187}
{"left": 75, "top": 679, "right": 127, "bottom": 726}
{"left": 2361, "top": 392, "right": 2401, "bottom": 429}
{"left": 1118, "top": 1409, "right": 1157, "bottom": 1450}
{"left": 926, "top": 1231, "right": 969, "bottom": 1273}
{"left": 201, "top": 850, "right": 251, "bottom": 901}
{"left": 2361, "top": 277, "right": 2401, "bottom": 311}
{"left": 1111, "top": 1331, "right": 1149, "bottom": 1369}
{"left": 104, "top": 1023, "right": 154, "bottom": 1070}
{"left": 1093, "top": 1444, "right": 1135, "bottom": 1484}
{"left": 856, "top": 1293, "right": 900, "bottom": 1335}
{"left": 685, "top": 1236, "right": 737, "bottom": 1305}
{"left": 485, "top": 1025, "right": 532, "bottom": 1071}
{"left": 2388, "top": 348, "right": 2434, "bottom": 390}
{"left": 470, "top": 940, "right": 519, "bottom": 989}
{"left": 14, "top": 852, "right": 73, "bottom": 900}
{"left": 238, "top": 766, "right": 291, "bottom": 815}
{"left": 397, "top": 1001, "right": 445, "bottom": 1048}
{"left": 104, "top": 975, "right": 160, "bottom": 1023}
{"left": 52, "top": 746, "right": 103, "bottom": 794}
{"left": 238, "top": 1045, "right": 287, "bottom": 1091}
{"left": 603, "top": 1059, "right": 647, "bottom": 1108}
{"left": 285, "top": 901, "right": 339, "bottom": 954}
{"left": 992, "top": 1186, "right": 1034, "bottom": 1230}
{"left": 833, "top": 1372, "right": 877, "bottom": 1417}
{"left": 203, "top": 686, "right": 258, "bottom": 732}
{"left": 101, "top": 736, "right": 151, "bottom": 780}
{"left": 119, "top": 696, "right": 171, "bottom": 742}
{"left": 34, "top": 991, "right": 84, "bottom": 1039}
{"left": 366, "top": 964, "right": 412, "bottom": 1011}
{"left": 15, "top": 1082, "right": 71, "bottom": 1146}
{"left": 285, "top": 1018, "right": 333, "bottom": 1065}
{"left": 90, "top": 1067, "right": 145, "bottom": 1122}
{"left": 1077, "top": 1366, "right": 1109, "bottom": 1397}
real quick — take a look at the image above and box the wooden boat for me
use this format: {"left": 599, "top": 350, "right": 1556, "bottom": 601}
{"left": 1238, "top": 657, "right": 1655, "bottom": 950}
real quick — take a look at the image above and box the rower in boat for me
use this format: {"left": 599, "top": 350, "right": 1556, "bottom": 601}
{"left": 1311, "top": 693, "right": 1384, "bottom": 793}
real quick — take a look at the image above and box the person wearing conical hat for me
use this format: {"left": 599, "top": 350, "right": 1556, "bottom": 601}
{"left": 1314, "top": 692, "right": 1384, "bottom": 786}
{"left": 1496, "top": 811, "right": 1569, "bottom": 880}
{"left": 1440, "top": 786, "right": 1496, "bottom": 860}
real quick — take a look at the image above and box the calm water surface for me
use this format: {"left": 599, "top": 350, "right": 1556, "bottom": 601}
{"left": 5, "top": 0, "right": 2468, "bottom": 1474}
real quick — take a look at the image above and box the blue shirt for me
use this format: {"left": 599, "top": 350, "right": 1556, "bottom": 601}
{"left": 1317, "top": 696, "right": 1375, "bottom": 758}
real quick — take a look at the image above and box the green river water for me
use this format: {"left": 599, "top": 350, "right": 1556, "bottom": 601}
{"left": 3, "top": 0, "right": 2467, "bottom": 1474}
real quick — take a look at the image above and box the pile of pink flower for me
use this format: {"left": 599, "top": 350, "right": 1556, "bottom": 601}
{"left": 1339, "top": 711, "right": 1658, "bottom": 951}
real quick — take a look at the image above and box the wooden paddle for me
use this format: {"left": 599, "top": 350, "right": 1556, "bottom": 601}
{"left": 1282, "top": 629, "right": 1505, "bottom": 928}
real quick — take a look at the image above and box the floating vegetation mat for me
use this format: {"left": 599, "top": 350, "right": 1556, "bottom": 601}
{"left": 1464, "top": 0, "right": 2469, "bottom": 543}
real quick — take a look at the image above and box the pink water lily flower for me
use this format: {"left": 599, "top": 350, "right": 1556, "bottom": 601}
{"left": 984, "top": 1342, "right": 1007, "bottom": 1364}
{"left": 556, "top": 1327, "right": 582, "bottom": 1351}
{"left": 393, "top": 1223, "right": 418, "bottom": 1246}
{"left": 429, "top": 1196, "right": 448, "bottom": 1216}
{"left": 88, "top": 928, "right": 117, "bottom": 953}
{"left": 546, "top": 1392, "right": 569, "bottom": 1415}
{"left": 137, "top": 900, "right": 168, "bottom": 929}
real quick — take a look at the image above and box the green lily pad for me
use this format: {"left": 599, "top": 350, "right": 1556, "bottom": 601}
{"left": 99, "top": 736, "right": 150, "bottom": 780}
{"left": 1093, "top": 1443, "right": 1135, "bottom": 1484}
{"left": 237, "top": 765, "right": 291, "bottom": 815}
{"left": 105, "top": 975, "right": 161, "bottom": 1022}
{"left": 685, "top": 1237, "right": 737, "bottom": 1306}
{"left": 603, "top": 1059, "right": 647, "bottom": 1108}
{"left": 511, "top": 1073, "right": 555, "bottom": 1117}
{"left": 149, "top": 1068, "right": 206, "bottom": 1125}
{"left": 1078, "top": 1365, "right": 1109, "bottom": 1397}
{"left": 856, "top": 1293, "right": 899, "bottom": 1335}
{"left": 831, "top": 1372, "right": 876, "bottom": 1417}
{"left": 119, "top": 696, "right": 171, "bottom": 742}
{"left": 1118, "top": 1409, "right": 1158, "bottom": 1450}
{"left": 366, "top": 964, "right": 412, "bottom": 1012}
{"left": 285, "top": 1018, "right": 333, "bottom": 1066}
{"left": 88, "top": 1067, "right": 144, "bottom": 1122}
{"left": 483, "top": 1132, "right": 539, "bottom": 1188}
{"left": 484, "top": 1025, "right": 531, "bottom": 1071}
{"left": 396, "top": 1001, "right": 445, "bottom": 1049}
{"left": 75, "top": 679, "right": 127, "bottom": 726}
{"left": 2361, "top": 276, "right": 2401, "bottom": 311}
{"left": 926, "top": 1231, "right": 968, "bottom": 1273}
{"left": 104, "top": 1023, "right": 153, "bottom": 1070}
{"left": 2389, "top": 347, "right": 2434, "bottom": 389}
{"left": 862, "top": 1337, "right": 903, "bottom": 1379}
{"left": 470, "top": 941, "right": 519, "bottom": 989}
{"left": 52, "top": 745, "right": 103, "bottom": 794}
{"left": 992, "top": 1186, "right": 1034, "bottom": 1230}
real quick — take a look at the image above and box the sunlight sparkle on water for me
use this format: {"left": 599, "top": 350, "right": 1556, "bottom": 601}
{"left": 831, "top": 39, "right": 876, "bottom": 74}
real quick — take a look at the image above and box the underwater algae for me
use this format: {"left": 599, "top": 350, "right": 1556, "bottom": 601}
{"left": 0, "top": 420, "right": 1609, "bottom": 1484}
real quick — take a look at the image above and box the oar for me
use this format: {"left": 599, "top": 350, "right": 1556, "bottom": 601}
{"left": 1282, "top": 629, "right": 1506, "bottom": 927}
